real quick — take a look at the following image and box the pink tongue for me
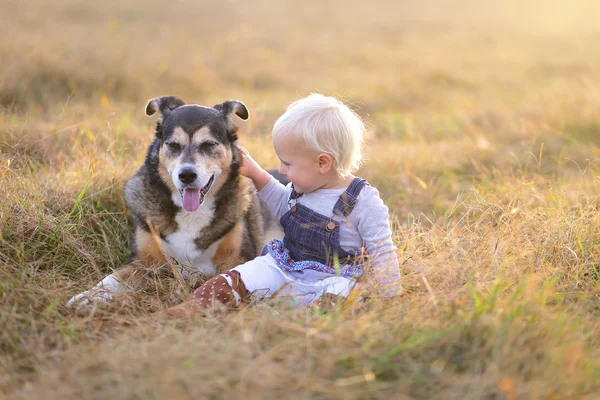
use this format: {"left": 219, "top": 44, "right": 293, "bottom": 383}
{"left": 182, "top": 188, "right": 201, "bottom": 212}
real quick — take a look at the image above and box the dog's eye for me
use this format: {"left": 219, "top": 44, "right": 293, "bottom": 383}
{"left": 166, "top": 142, "right": 181, "bottom": 151}
{"left": 199, "top": 141, "right": 218, "bottom": 152}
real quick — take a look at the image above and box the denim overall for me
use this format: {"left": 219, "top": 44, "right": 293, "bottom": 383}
{"left": 263, "top": 178, "right": 368, "bottom": 277}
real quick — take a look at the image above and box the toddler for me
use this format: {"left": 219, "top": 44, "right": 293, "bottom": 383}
{"left": 168, "top": 94, "right": 401, "bottom": 316}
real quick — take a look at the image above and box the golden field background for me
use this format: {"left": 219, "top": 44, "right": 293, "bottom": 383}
{"left": 3, "top": 0, "right": 600, "bottom": 398}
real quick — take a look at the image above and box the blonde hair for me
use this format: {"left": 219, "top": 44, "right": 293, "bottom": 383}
{"left": 272, "top": 93, "right": 366, "bottom": 177}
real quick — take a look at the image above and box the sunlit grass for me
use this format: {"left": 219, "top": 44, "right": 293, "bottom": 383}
{"left": 2, "top": 0, "right": 600, "bottom": 398}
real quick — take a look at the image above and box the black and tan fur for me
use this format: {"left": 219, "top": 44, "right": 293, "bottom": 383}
{"left": 67, "top": 96, "right": 279, "bottom": 309}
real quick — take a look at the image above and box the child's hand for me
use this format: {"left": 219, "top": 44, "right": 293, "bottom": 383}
{"left": 238, "top": 146, "right": 261, "bottom": 178}
{"left": 238, "top": 146, "right": 272, "bottom": 190}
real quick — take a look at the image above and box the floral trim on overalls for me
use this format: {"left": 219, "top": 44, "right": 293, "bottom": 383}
{"left": 264, "top": 178, "right": 368, "bottom": 278}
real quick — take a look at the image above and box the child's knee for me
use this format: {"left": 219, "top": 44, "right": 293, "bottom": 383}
{"left": 191, "top": 270, "right": 249, "bottom": 308}
{"left": 312, "top": 293, "right": 346, "bottom": 311}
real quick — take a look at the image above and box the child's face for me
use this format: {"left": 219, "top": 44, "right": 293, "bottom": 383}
{"left": 273, "top": 134, "right": 328, "bottom": 193}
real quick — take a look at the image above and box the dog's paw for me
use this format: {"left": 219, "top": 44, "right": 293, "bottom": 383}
{"left": 66, "top": 292, "right": 88, "bottom": 309}
{"left": 66, "top": 289, "right": 115, "bottom": 311}
{"left": 66, "top": 275, "right": 125, "bottom": 311}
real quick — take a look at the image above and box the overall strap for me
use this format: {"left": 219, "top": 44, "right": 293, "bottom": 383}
{"left": 288, "top": 184, "right": 303, "bottom": 204}
{"left": 333, "top": 178, "right": 368, "bottom": 218}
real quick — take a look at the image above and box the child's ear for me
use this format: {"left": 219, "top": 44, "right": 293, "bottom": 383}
{"left": 317, "top": 153, "right": 334, "bottom": 173}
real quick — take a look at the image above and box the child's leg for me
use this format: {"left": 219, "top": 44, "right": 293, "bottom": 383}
{"left": 312, "top": 293, "right": 343, "bottom": 309}
{"left": 166, "top": 270, "right": 248, "bottom": 317}
{"left": 305, "top": 275, "right": 358, "bottom": 310}
{"left": 231, "top": 254, "right": 288, "bottom": 298}
{"left": 166, "top": 255, "right": 288, "bottom": 318}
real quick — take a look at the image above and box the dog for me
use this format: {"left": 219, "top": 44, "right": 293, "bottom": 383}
{"left": 67, "top": 96, "right": 282, "bottom": 309}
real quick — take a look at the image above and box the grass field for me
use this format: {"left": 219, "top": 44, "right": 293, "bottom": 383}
{"left": 3, "top": 0, "right": 600, "bottom": 398}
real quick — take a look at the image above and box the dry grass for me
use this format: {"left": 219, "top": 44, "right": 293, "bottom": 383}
{"left": 2, "top": 0, "right": 600, "bottom": 398}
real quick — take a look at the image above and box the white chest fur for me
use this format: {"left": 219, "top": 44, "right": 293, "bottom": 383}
{"left": 161, "top": 197, "right": 221, "bottom": 275}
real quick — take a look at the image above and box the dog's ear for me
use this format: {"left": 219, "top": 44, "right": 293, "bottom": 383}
{"left": 146, "top": 96, "right": 186, "bottom": 118}
{"left": 213, "top": 100, "right": 249, "bottom": 121}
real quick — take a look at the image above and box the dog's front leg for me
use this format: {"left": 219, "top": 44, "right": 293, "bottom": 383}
{"left": 66, "top": 262, "right": 163, "bottom": 311}
{"left": 67, "top": 228, "right": 166, "bottom": 311}
{"left": 66, "top": 273, "right": 126, "bottom": 309}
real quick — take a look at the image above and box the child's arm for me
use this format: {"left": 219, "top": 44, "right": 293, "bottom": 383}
{"left": 239, "top": 146, "right": 290, "bottom": 220}
{"left": 238, "top": 146, "right": 272, "bottom": 191}
{"left": 354, "top": 186, "right": 402, "bottom": 297}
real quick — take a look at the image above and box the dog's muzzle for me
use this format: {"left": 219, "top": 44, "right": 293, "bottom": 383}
{"left": 177, "top": 170, "right": 215, "bottom": 212}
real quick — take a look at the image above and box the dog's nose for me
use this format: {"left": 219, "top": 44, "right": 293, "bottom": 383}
{"left": 178, "top": 168, "right": 198, "bottom": 184}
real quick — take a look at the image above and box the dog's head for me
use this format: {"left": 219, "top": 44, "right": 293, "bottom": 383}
{"left": 146, "top": 96, "right": 248, "bottom": 212}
